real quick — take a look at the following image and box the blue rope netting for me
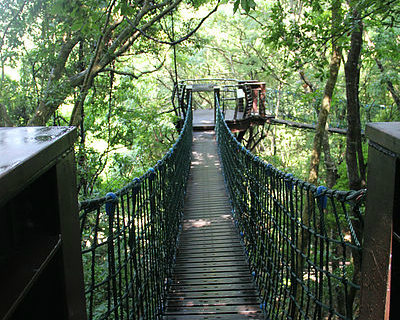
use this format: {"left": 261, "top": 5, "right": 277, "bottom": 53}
{"left": 215, "top": 94, "right": 365, "bottom": 320}
{"left": 79, "top": 94, "right": 192, "bottom": 320}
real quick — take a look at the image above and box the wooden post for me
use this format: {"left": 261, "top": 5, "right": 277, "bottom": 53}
{"left": 259, "top": 83, "right": 266, "bottom": 117}
{"left": 0, "top": 127, "right": 87, "bottom": 320}
{"left": 360, "top": 122, "right": 400, "bottom": 320}
{"left": 214, "top": 87, "right": 220, "bottom": 124}
{"left": 179, "top": 84, "right": 187, "bottom": 118}
{"left": 185, "top": 85, "right": 192, "bottom": 122}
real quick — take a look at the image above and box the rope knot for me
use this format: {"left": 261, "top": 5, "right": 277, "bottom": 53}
{"left": 285, "top": 173, "right": 294, "bottom": 190}
{"left": 105, "top": 192, "right": 118, "bottom": 217}
{"left": 148, "top": 167, "right": 156, "bottom": 181}
{"left": 316, "top": 186, "right": 328, "bottom": 210}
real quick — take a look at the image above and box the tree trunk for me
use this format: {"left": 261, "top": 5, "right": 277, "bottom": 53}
{"left": 323, "top": 129, "right": 339, "bottom": 188}
{"left": 273, "top": 82, "right": 282, "bottom": 156}
{"left": 344, "top": 9, "right": 366, "bottom": 319}
{"left": 307, "top": 12, "right": 342, "bottom": 184}
{"left": 344, "top": 10, "right": 366, "bottom": 191}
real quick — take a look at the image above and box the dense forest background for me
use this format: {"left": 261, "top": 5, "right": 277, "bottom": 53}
{"left": 1, "top": 0, "right": 399, "bottom": 198}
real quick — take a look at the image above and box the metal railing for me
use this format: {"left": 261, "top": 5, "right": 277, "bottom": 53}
{"left": 215, "top": 94, "right": 366, "bottom": 320}
{"left": 79, "top": 93, "right": 192, "bottom": 320}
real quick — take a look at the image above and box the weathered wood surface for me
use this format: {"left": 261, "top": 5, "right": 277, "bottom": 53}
{"left": 164, "top": 131, "right": 263, "bottom": 320}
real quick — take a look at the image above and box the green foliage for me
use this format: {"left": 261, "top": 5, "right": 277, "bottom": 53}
{"left": 76, "top": 72, "right": 178, "bottom": 198}
{"left": 261, "top": 126, "right": 312, "bottom": 179}
{"left": 1, "top": 0, "right": 400, "bottom": 195}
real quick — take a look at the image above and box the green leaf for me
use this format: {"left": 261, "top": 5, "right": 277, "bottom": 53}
{"left": 241, "top": 0, "right": 250, "bottom": 13}
{"left": 248, "top": 0, "right": 256, "bottom": 9}
{"left": 233, "top": 0, "right": 240, "bottom": 13}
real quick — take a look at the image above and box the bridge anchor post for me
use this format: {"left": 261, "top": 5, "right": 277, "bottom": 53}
{"left": 214, "top": 86, "right": 220, "bottom": 124}
{"left": 360, "top": 122, "right": 400, "bottom": 320}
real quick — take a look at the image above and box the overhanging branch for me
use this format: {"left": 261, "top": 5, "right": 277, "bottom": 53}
{"left": 126, "top": 0, "right": 221, "bottom": 46}
{"left": 101, "top": 53, "right": 166, "bottom": 78}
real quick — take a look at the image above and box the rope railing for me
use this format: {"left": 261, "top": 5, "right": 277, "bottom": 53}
{"left": 79, "top": 93, "right": 192, "bottom": 320}
{"left": 215, "top": 94, "right": 366, "bottom": 320}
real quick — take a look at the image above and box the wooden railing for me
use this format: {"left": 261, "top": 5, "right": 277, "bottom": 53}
{"left": 360, "top": 122, "right": 400, "bottom": 320}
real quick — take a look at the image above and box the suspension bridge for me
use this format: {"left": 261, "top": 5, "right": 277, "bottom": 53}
{"left": 78, "top": 81, "right": 366, "bottom": 320}
{"left": 2, "top": 79, "right": 400, "bottom": 320}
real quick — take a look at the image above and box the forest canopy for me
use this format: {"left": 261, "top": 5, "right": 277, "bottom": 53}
{"left": 1, "top": 0, "right": 399, "bottom": 197}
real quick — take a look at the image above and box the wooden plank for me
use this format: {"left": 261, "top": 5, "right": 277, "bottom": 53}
{"left": 181, "top": 220, "right": 234, "bottom": 226}
{"left": 170, "top": 283, "right": 259, "bottom": 292}
{"left": 171, "top": 275, "right": 254, "bottom": 284}
{"left": 175, "top": 255, "right": 247, "bottom": 264}
{"left": 167, "top": 289, "right": 258, "bottom": 299}
{"left": 173, "top": 260, "right": 249, "bottom": 269}
{"left": 179, "top": 237, "right": 241, "bottom": 244}
{"left": 174, "top": 258, "right": 247, "bottom": 265}
{"left": 173, "top": 271, "right": 253, "bottom": 280}
{"left": 173, "top": 266, "right": 249, "bottom": 274}
{"left": 180, "top": 228, "right": 237, "bottom": 235}
{"left": 179, "top": 237, "right": 240, "bottom": 244}
{"left": 180, "top": 228, "right": 237, "bottom": 234}
{"left": 166, "top": 298, "right": 261, "bottom": 307}
{"left": 164, "top": 305, "right": 261, "bottom": 314}
{"left": 177, "top": 247, "right": 243, "bottom": 254}
{"left": 178, "top": 243, "right": 243, "bottom": 250}
{"left": 164, "top": 314, "right": 263, "bottom": 319}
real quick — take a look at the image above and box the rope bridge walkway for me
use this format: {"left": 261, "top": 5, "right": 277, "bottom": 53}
{"left": 79, "top": 90, "right": 366, "bottom": 320}
{"left": 163, "top": 131, "right": 263, "bottom": 319}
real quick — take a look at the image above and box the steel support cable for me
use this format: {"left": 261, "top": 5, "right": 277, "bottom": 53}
{"left": 79, "top": 94, "right": 192, "bottom": 320}
{"left": 215, "top": 94, "right": 366, "bottom": 320}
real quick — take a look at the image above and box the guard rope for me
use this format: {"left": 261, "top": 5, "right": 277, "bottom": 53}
{"left": 79, "top": 93, "right": 192, "bottom": 320}
{"left": 215, "top": 94, "right": 366, "bottom": 320}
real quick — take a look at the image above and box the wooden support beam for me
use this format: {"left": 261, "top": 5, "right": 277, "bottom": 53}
{"left": 270, "top": 118, "right": 358, "bottom": 136}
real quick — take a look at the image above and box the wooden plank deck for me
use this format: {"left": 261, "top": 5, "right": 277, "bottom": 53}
{"left": 163, "top": 131, "right": 264, "bottom": 320}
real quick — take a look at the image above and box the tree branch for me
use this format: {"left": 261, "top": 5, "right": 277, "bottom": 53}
{"left": 126, "top": 0, "right": 220, "bottom": 46}
{"left": 101, "top": 57, "right": 165, "bottom": 78}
